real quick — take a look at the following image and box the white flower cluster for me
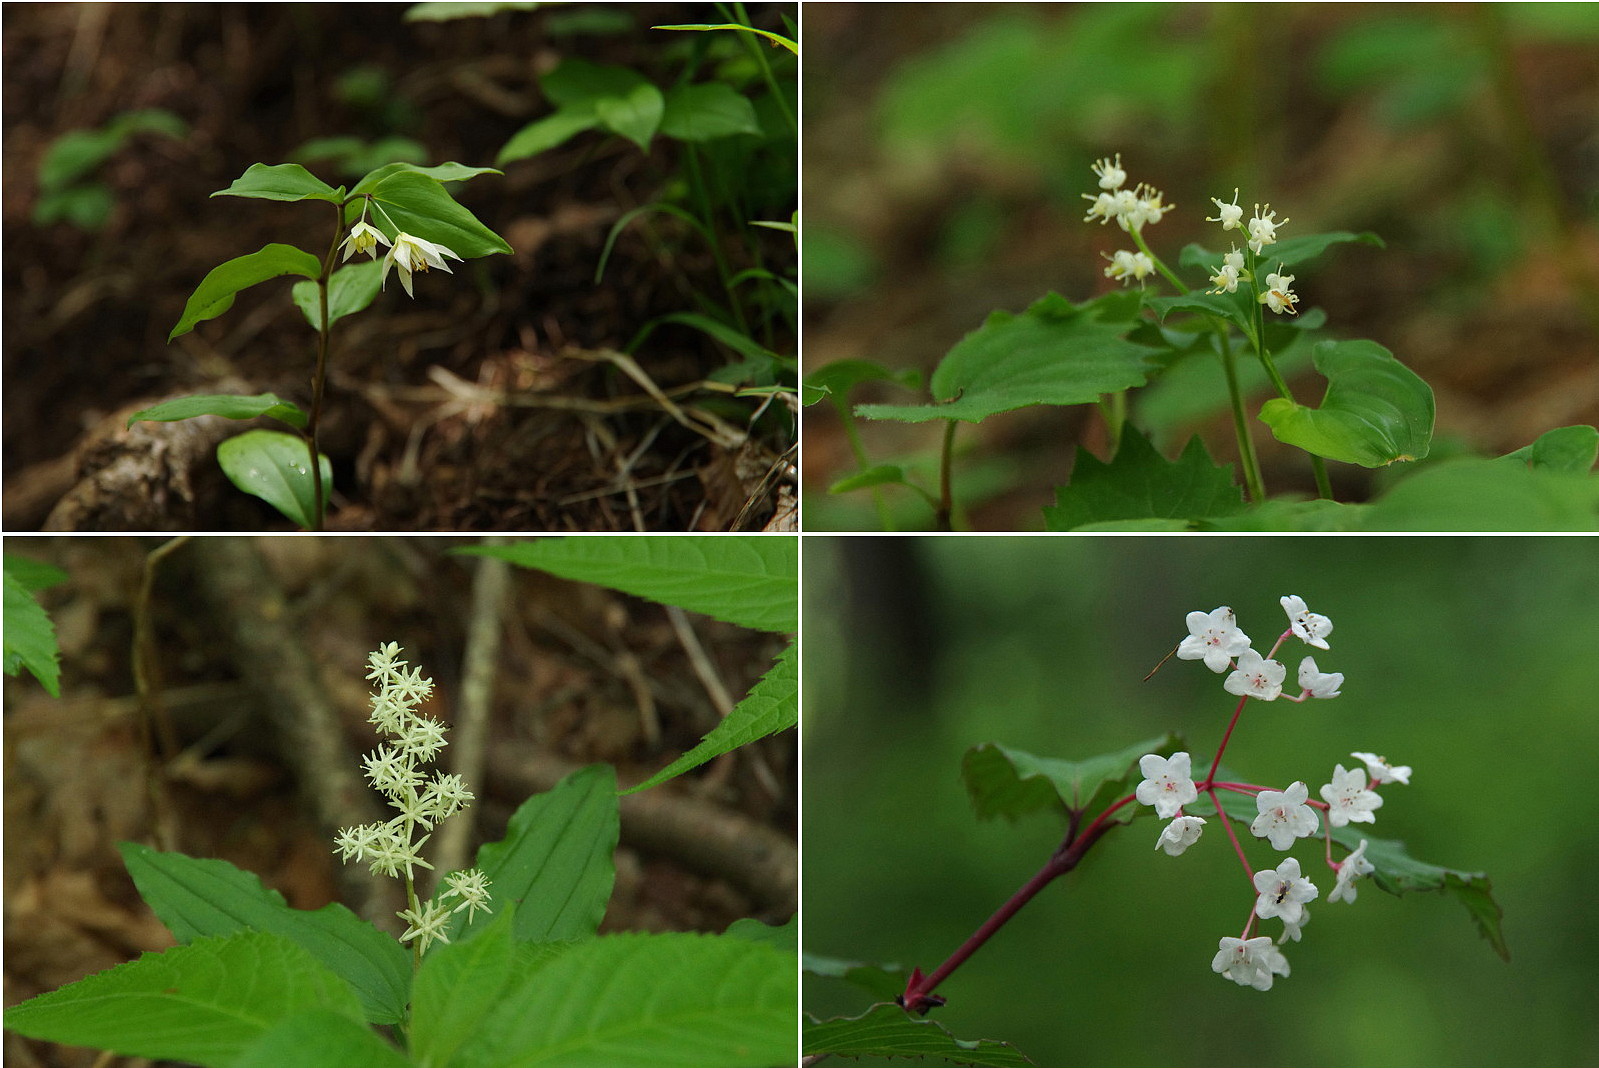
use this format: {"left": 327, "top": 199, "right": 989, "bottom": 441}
{"left": 1081, "top": 154, "right": 1173, "bottom": 288}
{"left": 1134, "top": 599, "right": 1409, "bottom": 990}
{"left": 1204, "top": 188, "right": 1298, "bottom": 314}
{"left": 334, "top": 643, "right": 492, "bottom": 953}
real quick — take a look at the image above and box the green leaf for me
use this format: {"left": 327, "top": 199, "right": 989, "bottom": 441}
{"left": 1361, "top": 458, "right": 1599, "bottom": 531}
{"left": 364, "top": 170, "right": 513, "bottom": 258}
{"left": 215, "top": 429, "right": 332, "bottom": 530}
{"left": 404, "top": 1, "right": 546, "bottom": 20}
{"left": 830, "top": 464, "right": 910, "bottom": 494}
{"left": 410, "top": 908, "right": 520, "bottom": 1067}
{"left": 544, "top": 57, "right": 654, "bottom": 110}
{"left": 33, "top": 184, "right": 115, "bottom": 229}
{"left": 962, "top": 735, "right": 1182, "bottom": 823}
{"left": 725, "top": 915, "right": 796, "bottom": 951}
{"left": 3, "top": 555, "right": 68, "bottom": 592}
{"left": 350, "top": 161, "right": 504, "bottom": 196}
{"left": 1258, "top": 339, "right": 1434, "bottom": 466}
{"left": 1143, "top": 291, "right": 1252, "bottom": 336}
{"left": 653, "top": 23, "right": 798, "bottom": 55}
{"left": 623, "top": 640, "right": 795, "bottom": 793}
{"left": 802, "top": 953, "right": 907, "bottom": 1002}
{"left": 3, "top": 570, "right": 62, "bottom": 696}
{"left": 454, "top": 932, "right": 798, "bottom": 1068}
{"left": 459, "top": 535, "right": 797, "bottom": 632}
{"left": 1178, "top": 231, "right": 1384, "bottom": 272}
{"left": 1197, "top": 497, "right": 1366, "bottom": 532}
{"left": 127, "top": 393, "right": 307, "bottom": 432}
{"left": 463, "top": 765, "right": 619, "bottom": 944}
{"left": 227, "top": 1009, "right": 410, "bottom": 1068}
{"left": 1499, "top": 424, "right": 1599, "bottom": 475}
{"left": 857, "top": 291, "right": 1158, "bottom": 424}
{"left": 291, "top": 260, "right": 386, "bottom": 331}
{"left": 211, "top": 163, "right": 344, "bottom": 203}
{"left": 37, "top": 109, "right": 186, "bottom": 191}
{"left": 804, "top": 358, "right": 922, "bottom": 408}
{"left": 496, "top": 109, "right": 602, "bottom": 164}
{"left": 118, "top": 843, "right": 411, "bottom": 1025}
{"left": 2, "top": 931, "right": 365, "bottom": 1067}
{"left": 804, "top": 1004, "right": 1035, "bottom": 1068}
{"left": 1043, "top": 426, "right": 1243, "bottom": 530}
{"left": 169, "top": 244, "right": 323, "bottom": 340}
{"left": 660, "top": 82, "right": 762, "bottom": 141}
{"left": 595, "top": 81, "right": 665, "bottom": 151}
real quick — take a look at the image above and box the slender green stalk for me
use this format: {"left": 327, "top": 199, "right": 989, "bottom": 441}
{"left": 307, "top": 202, "right": 349, "bottom": 531}
{"left": 936, "top": 418, "right": 958, "bottom": 531}
{"left": 1245, "top": 248, "right": 1332, "bottom": 499}
{"left": 837, "top": 405, "right": 894, "bottom": 530}
{"left": 726, "top": 2, "right": 795, "bottom": 136}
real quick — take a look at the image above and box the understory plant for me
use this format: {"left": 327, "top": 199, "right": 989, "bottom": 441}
{"left": 5, "top": 535, "right": 798, "bottom": 1067}
{"left": 804, "top": 596, "right": 1505, "bottom": 1066}
{"left": 133, "top": 160, "right": 512, "bottom": 529}
{"left": 807, "top": 153, "right": 1599, "bottom": 531}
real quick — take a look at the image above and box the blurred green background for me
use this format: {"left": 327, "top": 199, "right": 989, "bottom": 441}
{"left": 801, "top": 3, "right": 1599, "bottom": 529}
{"left": 803, "top": 536, "right": 1599, "bottom": 1066}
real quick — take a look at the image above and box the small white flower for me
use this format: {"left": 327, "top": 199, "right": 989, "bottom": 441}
{"left": 1177, "top": 606, "right": 1252, "bottom": 673}
{"left": 1280, "top": 595, "right": 1332, "bottom": 649}
{"left": 1120, "top": 182, "right": 1173, "bottom": 232}
{"left": 1251, "top": 781, "right": 1319, "bottom": 850}
{"left": 340, "top": 219, "right": 390, "bottom": 262}
{"left": 1207, "top": 189, "right": 1244, "bottom": 231}
{"left": 382, "top": 232, "right": 464, "bottom": 297}
{"left": 333, "top": 822, "right": 384, "bottom": 864}
{"left": 398, "top": 898, "right": 454, "bottom": 954}
{"left": 396, "top": 716, "right": 449, "bottom": 763}
{"left": 365, "top": 831, "right": 434, "bottom": 880}
{"left": 1212, "top": 935, "right": 1290, "bottom": 991}
{"left": 1253, "top": 856, "right": 1319, "bottom": 926}
{"left": 1258, "top": 265, "right": 1300, "bottom": 315}
{"left": 1207, "top": 247, "right": 1246, "bottom": 295}
{"left": 421, "top": 772, "right": 475, "bottom": 822}
{"left": 367, "top": 642, "right": 404, "bottom": 680}
{"left": 1278, "top": 907, "right": 1309, "bottom": 944}
{"left": 441, "top": 868, "right": 494, "bottom": 922}
{"left": 1225, "top": 649, "right": 1286, "bottom": 701}
{"left": 1297, "top": 656, "right": 1343, "bottom": 699}
{"left": 1329, "top": 839, "right": 1376, "bottom": 903}
{"left": 1320, "top": 764, "right": 1383, "bottom": 828}
{"left": 363, "top": 744, "right": 422, "bottom": 794}
{"left": 1155, "top": 815, "right": 1206, "bottom": 856}
{"left": 1091, "top": 153, "right": 1127, "bottom": 191}
{"left": 1082, "top": 191, "right": 1119, "bottom": 225}
{"left": 1135, "top": 752, "right": 1199, "bottom": 819}
{"left": 1103, "top": 249, "right": 1155, "bottom": 285}
{"left": 1247, "top": 205, "right": 1289, "bottom": 254}
{"left": 1351, "top": 751, "right": 1411, "bottom": 785}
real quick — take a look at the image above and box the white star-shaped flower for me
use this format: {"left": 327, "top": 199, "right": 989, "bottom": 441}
{"left": 1321, "top": 764, "right": 1383, "bottom": 828}
{"left": 1177, "top": 606, "right": 1252, "bottom": 673}
{"left": 1251, "top": 781, "right": 1319, "bottom": 849}
{"left": 1351, "top": 751, "right": 1411, "bottom": 785}
{"left": 1280, "top": 595, "right": 1332, "bottom": 649}
{"left": 1212, "top": 935, "right": 1290, "bottom": 990}
{"left": 1225, "top": 649, "right": 1286, "bottom": 701}
{"left": 1253, "top": 856, "right": 1319, "bottom": 926}
{"left": 1135, "top": 752, "right": 1198, "bottom": 819}
{"left": 1247, "top": 204, "right": 1289, "bottom": 255}
{"left": 382, "top": 232, "right": 464, "bottom": 297}
{"left": 1155, "top": 815, "right": 1206, "bottom": 856}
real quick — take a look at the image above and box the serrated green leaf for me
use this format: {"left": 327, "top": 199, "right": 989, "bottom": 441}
{"left": 215, "top": 429, "right": 332, "bottom": 530}
{"left": 410, "top": 908, "right": 519, "bottom": 1067}
{"left": 725, "top": 915, "right": 795, "bottom": 951}
{"left": 117, "top": 843, "right": 410, "bottom": 1025}
{"left": 962, "top": 734, "right": 1182, "bottom": 822}
{"left": 805, "top": 358, "right": 922, "bottom": 408}
{"left": 624, "top": 641, "right": 795, "bottom": 793}
{"left": 857, "top": 291, "right": 1158, "bottom": 424}
{"left": 291, "top": 260, "right": 385, "bottom": 331}
{"left": 1499, "top": 424, "right": 1599, "bottom": 475}
{"left": 227, "top": 1009, "right": 409, "bottom": 1068}
{"left": 2, "top": 931, "right": 364, "bottom": 1067}
{"left": 127, "top": 393, "right": 307, "bottom": 432}
{"left": 3, "top": 555, "right": 68, "bottom": 592}
{"left": 459, "top": 535, "right": 797, "bottom": 632}
{"left": 804, "top": 1004, "right": 1035, "bottom": 1067}
{"left": 3, "top": 570, "right": 61, "bottom": 696}
{"left": 660, "top": 82, "right": 761, "bottom": 141}
{"left": 1259, "top": 339, "right": 1434, "bottom": 466}
{"left": 1043, "top": 426, "right": 1242, "bottom": 531}
{"left": 169, "top": 244, "right": 323, "bottom": 340}
{"left": 456, "top": 933, "right": 797, "bottom": 1068}
{"left": 362, "top": 170, "right": 512, "bottom": 258}
{"left": 460, "top": 765, "right": 618, "bottom": 944}
{"left": 211, "top": 163, "right": 344, "bottom": 203}
{"left": 802, "top": 953, "right": 907, "bottom": 1001}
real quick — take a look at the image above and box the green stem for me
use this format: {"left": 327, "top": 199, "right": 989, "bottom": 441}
{"left": 726, "top": 1, "right": 794, "bottom": 136}
{"left": 935, "top": 418, "right": 958, "bottom": 531}
{"left": 306, "top": 204, "right": 348, "bottom": 531}
{"left": 837, "top": 404, "right": 894, "bottom": 530}
{"left": 1245, "top": 247, "right": 1333, "bottom": 499}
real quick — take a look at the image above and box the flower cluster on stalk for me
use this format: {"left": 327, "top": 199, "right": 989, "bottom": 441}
{"left": 1080, "top": 154, "right": 1173, "bottom": 288}
{"left": 339, "top": 209, "right": 464, "bottom": 298}
{"left": 334, "top": 643, "right": 492, "bottom": 954}
{"left": 1136, "top": 598, "right": 1410, "bottom": 991}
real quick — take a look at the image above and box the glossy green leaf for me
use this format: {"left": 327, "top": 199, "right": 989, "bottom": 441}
{"left": 1360, "top": 458, "right": 1599, "bottom": 531}
{"left": 461, "top": 764, "right": 619, "bottom": 944}
{"left": 496, "top": 109, "right": 602, "bottom": 164}
{"left": 624, "top": 640, "right": 795, "bottom": 793}
{"left": 228, "top": 1010, "right": 409, "bottom": 1068}
{"left": 1144, "top": 290, "right": 1252, "bottom": 335}
{"left": 350, "top": 161, "right": 503, "bottom": 196}
{"left": 1499, "top": 424, "right": 1599, "bottom": 475}
{"left": 455, "top": 933, "right": 798, "bottom": 1068}
{"left": 857, "top": 291, "right": 1158, "bottom": 424}
{"left": 363, "top": 170, "right": 512, "bottom": 258}
{"left": 804, "top": 1005, "right": 1034, "bottom": 1067}
{"left": 291, "top": 260, "right": 385, "bottom": 331}
{"left": 660, "top": 82, "right": 761, "bottom": 141}
{"left": 215, "top": 429, "right": 332, "bottom": 530}
{"left": 1258, "top": 339, "right": 1434, "bottom": 466}
{"left": 3, "top": 569, "right": 61, "bottom": 696}
{"left": 127, "top": 393, "right": 307, "bottom": 432}
{"left": 2, "top": 931, "right": 364, "bottom": 1067}
{"left": 211, "top": 163, "right": 344, "bottom": 203}
{"left": 962, "top": 734, "right": 1182, "bottom": 822}
{"left": 169, "top": 244, "right": 323, "bottom": 340}
{"left": 459, "top": 535, "right": 797, "bottom": 632}
{"left": 118, "top": 843, "right": 410, "bottom": 1025}
{"left": 1043, "top": 426, "right": 1242, "bottom": 530}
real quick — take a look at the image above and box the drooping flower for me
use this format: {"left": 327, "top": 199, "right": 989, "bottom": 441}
{"left": 382, "top": 232, "right": 464, "bottom": 297}
{"left": 1258, "top": 265, "right": 1300, "bottom": 315}
{"left": 341, "top": 219, "right": 390, "bottom": 262}
{"left": 1280, "top": 595, "right": 1332, "bottom": 650}
{"left": 1329, "top": 839, "right": 1375, "bottom": 903}
{"left": 1253, "top": 856, "right": 1319, "bottom": 926}
{"left": 1297, "top": 656, "right": 1343, "bottom": 699}
{"left": 1212, "top": 935, "right": 1291, "bottom": 990}
{"left": 1351, "top": 751, "right": 1411, "bottom": 785}
{"left": 1225, "top": 648, "right": 1286, "bottom": 701}
{"left": 1207, "top": 189, "right": 1244, "bottom": 232}
{"left": 1103, "top": 249, "right": 1155, "bottom": 285}
{"left": 1251, "top": 781, "right": 1319, "bottom": 849}
{"left": 1320, "top": 764, "right": 1383, "bottom": 828}
{"left": 1155, "top": 815, "right": 1207, "bottom": 856}
{"left": 1177, "top": 606, "right": 1252, "bottom": 673}
{"left": 1136, "top": 751, "right": 1199, "bottom": 819}
{"left": 1278, "top": 907, "right": 1309, "bottom": 944}
{"left": 1247, "top": 205, "right": 1288, "bottom": 255}
{"left": 1207, "top": 247, "right": 1246, "bottom": 295}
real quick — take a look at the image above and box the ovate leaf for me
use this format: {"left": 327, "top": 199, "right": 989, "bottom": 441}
{"left": 410, "top": 908, "right": 519, "bottom": 1067}
{"left": 803, "top": 953, "right": 907, "bottom": 1002}
{"left": 804, "top": 1005, "right": 1035, "bottom": 1068}
{"left": 127, "top": 393, "right": 307, "bottom": 432}
{"left": 169, "top": 244, "right": 323, "bottom": 340}
{"left": 624, "top": 640, "right": 795, "bottom": 793}
{"left": 350, "top": 161, "right": 503, "bottom": 196}
{"left": 215, "top": 429, "right": 332, "bottom": 530}
{"left": 1043, "top": 426, "right": 1242, "bottom": 530}
{"left": 211, "top": 163, "right": 344, "bottom": 203}
{"left": 1499, "top": 424, "right": 1599, "bottom": 475}
{"left": 962, "top": 734, "right": 1182, "bottom": 822}
{"left": 291, "top": 259, "right": 385, "bottom": 331}
{"left": 496, "top": 110, "right": 602, "bottom": 164}
{"left": 1361, "top": 458, "right": 1599, "bottom": 531}
{"left": 2, "top": 931, "right": 364, "bottom": 1067}
{"left": 660, "top": 82, "right": 762, "bottom": 141}
{"left": 460, "top": 535, "right": 797, "bottom": 632}
{"left": 1258, "top": 339, "right": 1434, "bottom": 467}
{"left": 364, "top": 170, "right": 513, "bottom": 258}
